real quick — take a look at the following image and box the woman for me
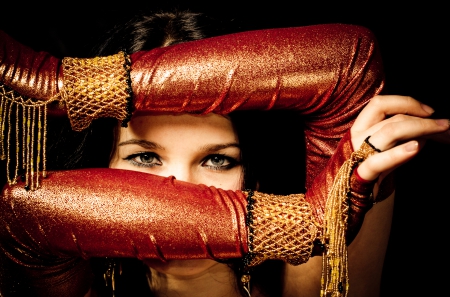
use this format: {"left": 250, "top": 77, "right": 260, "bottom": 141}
{"left": 1, "top": 11, "right": 448, "bottom": 297}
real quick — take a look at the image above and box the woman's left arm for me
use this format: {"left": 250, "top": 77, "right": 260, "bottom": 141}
{"left": 286, "top": 95, "right": 450, "bottom": 297}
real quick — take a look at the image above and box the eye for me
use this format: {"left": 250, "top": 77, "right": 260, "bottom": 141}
{"left": 201, "top": 154, "right": 238, "bottom": 171}
{"left": 124, "top": 152, "right": 162, "bottom": 168}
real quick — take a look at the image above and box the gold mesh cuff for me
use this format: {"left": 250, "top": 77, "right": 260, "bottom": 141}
{"left": 243, "top": 191, "right": 321, "bottom": 268}
{"left": 61, "top": 52, "right": 132, "bottom": 131}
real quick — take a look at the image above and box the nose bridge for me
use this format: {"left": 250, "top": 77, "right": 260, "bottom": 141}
{"left": 167, "top": 161, "right": 195, "bottom": 184}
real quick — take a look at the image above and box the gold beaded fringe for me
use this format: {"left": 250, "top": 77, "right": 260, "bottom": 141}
{"left": 0, "top": 51, "right": 132, "bottom": 190}
{"left": 0, "top": 84, "right": 51, "bottom": 190}
{"left": 320, "top": 139, "right": 378, "bottom": 297}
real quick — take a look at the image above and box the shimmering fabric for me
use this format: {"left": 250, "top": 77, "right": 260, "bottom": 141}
{"left": 0, "top": 31, "right": 61, "bottom": 100}
{"left": 0, "top": 169, "right": 248, "bottom": 295}
{"left": 0, "top": 24, "right": 389, "bottom": 296}
{"left": 1, "top": 169, "right": 248, "bottom": 259}
{"left": 0, "top": 167, "right": 390, "bottom": 296}
{"left": 306, "top": 131, "right": 395, "bottom": 227}
{"left": 306, "top": 131, "right": 355, "bottom": 223}
{"left": 130, "top": 24, "right": 384, "bottom": 188}
{"left": 0, "top": 24, "right": 384, "bottom": 188}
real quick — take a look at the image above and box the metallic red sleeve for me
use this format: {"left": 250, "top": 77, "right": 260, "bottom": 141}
{"left": 305, "top": 131, "right": 355, "bottom": 224}
{"left": 0, "top": 168, "right": 248, "bottom": 296}
{"left": 1, "top": 24, "right": 384, "bottom": 188}
{"left": 0, "top": 31, "right": 61, "bottom": 100}
{"left": 305, "top": 130, "right": 395, "bottom": 228}
{"left": 130, "top": 24, "right": 384, "bottom": 188}
{"left": 0, "top": 169, "right": 249, "bottom": 261}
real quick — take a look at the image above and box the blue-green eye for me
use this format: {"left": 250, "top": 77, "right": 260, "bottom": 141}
{"left": 209, "top": 155, "right": 226, "bottom": 166}
{"left": 124, "top": 152, "right": 162, "bottom": 168}
{"left": 201, "top": 154, "right": 238, "bottom": 171}
{"left": 137, "top": 153, "right": 155, "bottom": 163}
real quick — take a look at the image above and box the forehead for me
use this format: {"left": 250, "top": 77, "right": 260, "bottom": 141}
{"left": 120, "top": 113, "right": 238, "bottom": 142}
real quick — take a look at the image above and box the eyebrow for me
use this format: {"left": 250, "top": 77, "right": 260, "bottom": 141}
{"left": 199, "top": 143, "right": 241, "bottom": 152}
{"left": 117, "top": 139, "right": 240, "bottom": 152}
{"left": 117, "top": 139, "right": 165, "bottom": 150}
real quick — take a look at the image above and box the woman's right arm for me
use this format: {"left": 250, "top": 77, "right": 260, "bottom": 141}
{"left": 0, "top": 170, "right": 249, "bottom": 296}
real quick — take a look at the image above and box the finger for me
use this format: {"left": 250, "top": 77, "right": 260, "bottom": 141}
{"left": 352, "top": 95, "right": 435, "bottom": 132}
{"left": 357, "top": 140, "right": 421, "bottom": 180}
{"left": 353, "top": 113, "right": 429, "bottom": 142}
{"left": 367, "top": 118, "right": 449, "bottom": 151}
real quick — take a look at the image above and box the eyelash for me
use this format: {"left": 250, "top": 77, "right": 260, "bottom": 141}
{"left": 123, "top": 152, "right": 239, "bottom": 171}
{"left": 201, "top": 154, "right": 239, "bottom": 171}
{"left": 123, "top": 152, "right": 162, "bottom": 168}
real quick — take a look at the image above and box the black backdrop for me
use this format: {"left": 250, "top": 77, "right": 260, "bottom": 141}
{"left": 1, "top": 2, "right": 449, "bottom": 296}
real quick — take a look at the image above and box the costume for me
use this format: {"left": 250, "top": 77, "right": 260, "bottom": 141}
{"left": 0, "top": 24, "right": 389, "bottom": 296}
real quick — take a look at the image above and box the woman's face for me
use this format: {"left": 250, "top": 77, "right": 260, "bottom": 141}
{"left": 109, "top": 113, "right": 243, "bottom": 277}
{"left": 109, "top": 113, "right": 243, "bottom": 190}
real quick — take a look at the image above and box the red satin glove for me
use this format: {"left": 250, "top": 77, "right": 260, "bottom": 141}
{"left": 0, "top": 169, "right": 249, "bottom": 296}
{"left": 306, "top": 131, "right": 395, "bottom": 243}
{"left": 0, "top": 169, "right": 249, "bottom": 260}
{"left": 0, "top": 31, "right": 61, "bottom": 100}
{"left": 1, "top": 24, "right": 384, "bottom": 188}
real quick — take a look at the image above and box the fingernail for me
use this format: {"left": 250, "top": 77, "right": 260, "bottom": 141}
{"left": 405, "top": 141, "right": 419, "bottom": 152}
{"left": 435, "top": 119, "right": 450, "bottom": 127}
{"left": 420, "top": 103, "right": 435, "bottom": 114}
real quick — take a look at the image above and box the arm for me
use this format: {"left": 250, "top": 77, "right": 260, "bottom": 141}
{"left": 0, "top": 169, "right": 249, "bottom": 261}
{"left": 1, "top": 24, "right": 384, "bottom": 186}
{"left": 0, "top": 30, "right": 61, "bottom": 100}
{"left": 0, "top": 24, "right": 384, "bottom": 297}
{"left": 130, "top": 24, "right": 384, "bottom": 187}
{"left": 0, "top": 169, "right": 313, "bottom": 296}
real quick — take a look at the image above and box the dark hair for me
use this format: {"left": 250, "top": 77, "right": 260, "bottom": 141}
{"left": 92, "top": 10, "right": 207, "bottom": 55}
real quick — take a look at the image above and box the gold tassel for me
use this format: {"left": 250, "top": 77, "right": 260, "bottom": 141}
{"left": 0, "top": 84, "right": 51, "bottom": 190}
{"left": 0, "top": 52, "right": 131, "bottom": 190}
{"left": 320, "top": 138, "right": 378, "bottom": 297}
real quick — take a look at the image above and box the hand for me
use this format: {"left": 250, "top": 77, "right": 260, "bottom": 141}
{"left": 351, "top": 95, "right": 450, "bottom": 181}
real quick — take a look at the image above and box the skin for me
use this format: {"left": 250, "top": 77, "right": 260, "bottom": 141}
{"left": 106, "top": 95, "right": 450, "bottom": 297}
{"left": 110, "top": 113, "right": 244, "bottom": 297}
{"left": 284, "top": 95, "right": 450, "bottom": 297}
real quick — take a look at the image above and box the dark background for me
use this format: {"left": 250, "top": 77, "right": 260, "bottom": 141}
{"left": 1, "top": 2, "right": 448, "bottom": 296}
